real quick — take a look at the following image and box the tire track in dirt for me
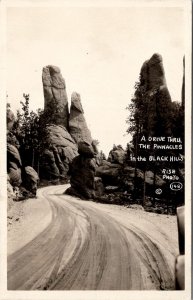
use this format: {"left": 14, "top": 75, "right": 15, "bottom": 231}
{"left": 7, "top": 185, "right": 177, "bottom": 290}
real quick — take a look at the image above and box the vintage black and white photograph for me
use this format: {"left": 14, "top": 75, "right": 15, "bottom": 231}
{"left": 2, "top": 0, "right": 191, "bottom": 299}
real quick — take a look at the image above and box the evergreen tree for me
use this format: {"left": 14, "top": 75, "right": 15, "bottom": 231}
{"left": 8, "top": 94, "right": 48, "bottom": 174}
{"left": 126, "top": 77, "right": 177, "bottom": 205}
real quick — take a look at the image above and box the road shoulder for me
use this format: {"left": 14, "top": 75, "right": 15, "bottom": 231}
{"left": 7, "top": 187, "right": 52, "bottom": 255}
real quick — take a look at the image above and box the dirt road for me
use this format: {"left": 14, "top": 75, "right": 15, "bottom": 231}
{"left": 7, "top": 185, "right": 178, "bottom": 290}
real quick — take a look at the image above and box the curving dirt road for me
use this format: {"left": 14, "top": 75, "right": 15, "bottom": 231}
{"left": 7, "top": 185, "right": 178, "bottom": 290}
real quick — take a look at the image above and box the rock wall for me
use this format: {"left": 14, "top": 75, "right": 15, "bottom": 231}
{"left": 7, "top": 110, "right": 39, "bottom": 199}
{"left": 7, "top": 108, "right": 22, "bottom": 187}
{"left": 7, "top": 143, "right": 22, "bottom": 187}
{"left": 40, "top": 124, "right": 78, "bottom": 180}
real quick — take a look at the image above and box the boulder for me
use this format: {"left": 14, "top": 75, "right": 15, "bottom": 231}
{"left": 7, "top": 132, "right": 20, "bottom": 149}
{"left": 8, "top": 167, "right": 22, "bottom": 187}
{"left": 65, "top": 139, "right": 103, "bottom": 199}
{"left": 96, "top": 160, "right": 121, "bottom": 185}
{"left": 7, "top": 108, "right": 15, "bottom": 131}
{"left": 108, "top": 145, "right": 126, "bottom": 164}
{"left": 23, "top": 166, "right": 39, "bottom": 195}
{"left": 7, "top": 143, "right": 22, "bottom": 167}
{"left": 40, "top": 148, "right": 60, "bottom": 179}
{"left": 78, "top": 140, "right": 95, "bottom": 158}
{"left": 66, "top": 155, "right": 96, "bottom": 199}
{"left": 145, "top": 171, "right": 165, "bottom": 186}
{"left": 136, "top": 170, "right": 165, "bottom": 186}
{"left": 42, "top": 65, "right": 69, "bottom": 128}
{"left": 69, "top": 92, "right": 92, "bottom": 144}
{"left": 7, "top": 143, "right": 22, "bottom": 187}
{"left": 123, "top": 166, "right": 135, "bottom": 177}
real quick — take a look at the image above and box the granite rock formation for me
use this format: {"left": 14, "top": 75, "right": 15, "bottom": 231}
{"left": 22, "top": 166, "right": 39, "bottom": 196}
{"left": 140, "top": 53, "right": 172, "bottom": 136}
{"left": 40, "top": 124, "right": 78, "bottom": 180}
{"left": 66, "top": 141, "right": 103, "bottom": 199}
{"left": 69, "top": 92, "right": 92, "bottom": 144}
{"left": 140, "top": 53, "right": 169, "bottom": 93}
{"left": 78, "top": 140, "right": 95, "bottom": 157}
{"left": 108, "top": 145, "right": 126, "bottom": 165}
{"left": 7, "top": 108, "right": 15, "bottom": 131}
{"left": 7, "top": 143, "right": 22, "bottom": 187}
{"left": 96, "top": 145, "right": 127, "bottom": 187}
{"left": 7, "top": 108, "right": 22, "bottom": 187}
{"left": 41, "top": 66, "right": 95, "bottom": 181}
{"left": 7, "top": 109, "right": 39, "bottom": 200}
{"left": 42, "top": 65, "right": 69, "bottom": 128}
{"left": 96, "top": 160, "right": 122, "bottom": 186}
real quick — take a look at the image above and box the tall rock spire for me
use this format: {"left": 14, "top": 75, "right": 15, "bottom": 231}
{"left": 140, "top": 53, "right": 171, "bottom": 101}
{"left": 42, "top": 65, "right": 69, "bottom": 128}
{"left": 69, "top": 92, "right": 92, "bottom": 144}
{"left": 139, "top": 53, "right": 172, "bottom": 136}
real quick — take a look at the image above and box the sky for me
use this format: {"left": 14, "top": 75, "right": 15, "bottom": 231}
{"left": 6, "top": 3, "right": 185, "bottom": 156}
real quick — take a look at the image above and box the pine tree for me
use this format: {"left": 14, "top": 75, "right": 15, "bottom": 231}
{"left": 126, "top": 78, "right": 175, "bottom": 205}
{"left": 8, "top": 94, "right": 48, "bottom": 175}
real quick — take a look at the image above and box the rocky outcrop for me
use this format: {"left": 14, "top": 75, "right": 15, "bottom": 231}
{"left": 108, "top": 145, "right": 126, "bottom": 164}
{"left": 140, "top": 53, "right": 172, "bottom": 108}
{"left": 96, "top": 160, "right": 122, "bottom": 186}
{"left": 140, "top": 53, "right": 169, "bottom": 93}
{"left": 7, "top": 109, "right": 39, "bottom": 201}
{"left": 48, "top": 125, "right": 77, "bottom": 150}
{"left": 69, "top": 92, "right": 92, "bottom": 144}
{"left": 7, "top": 143, "right": 22, "bottom": 187}
{"left": 40, "top": 124, "right": 78, "bottom": 180}
{"left": 66, "top": 155, "right": 96, "bottom": 198}
{"left": 78, "top": 140, "right": 95, "bottom": 157}
{"left": 41, "top": 66, "right": 95, "bottom": 181}
{"left": 22, "top": 166, "right": 39, "bottom": 196}
{"left": 7, "top": 108, "right": 15, "bottom": 131}
{"left": 96, "top": 145, "right": 128, "bottom": 188}
{"left": 42, "top": 65, "right": 69, "bottom": 128}
{"left": 66, "top": 141, "right": 103, "bottom": 199}
{"left": 140, "top": 53, "right": 172, "bottom": 136}
{"left": 7, "top": 109, "right": 22, "bottom": 188}
{"left": 120, "top": 166, "right": 135, "bottom": 192}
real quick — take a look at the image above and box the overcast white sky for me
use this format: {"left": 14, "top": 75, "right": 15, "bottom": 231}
{"left": 7, "top": 4, "right": 185, "bottom": 155}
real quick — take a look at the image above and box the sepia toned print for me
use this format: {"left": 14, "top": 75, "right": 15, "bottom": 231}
{"left": 1, "top": 0, "right": 191, "bottom": 299}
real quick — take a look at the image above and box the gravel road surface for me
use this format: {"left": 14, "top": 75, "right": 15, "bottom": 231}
{"left": 8, "top": 185, "right": 178, "bottom": 290}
